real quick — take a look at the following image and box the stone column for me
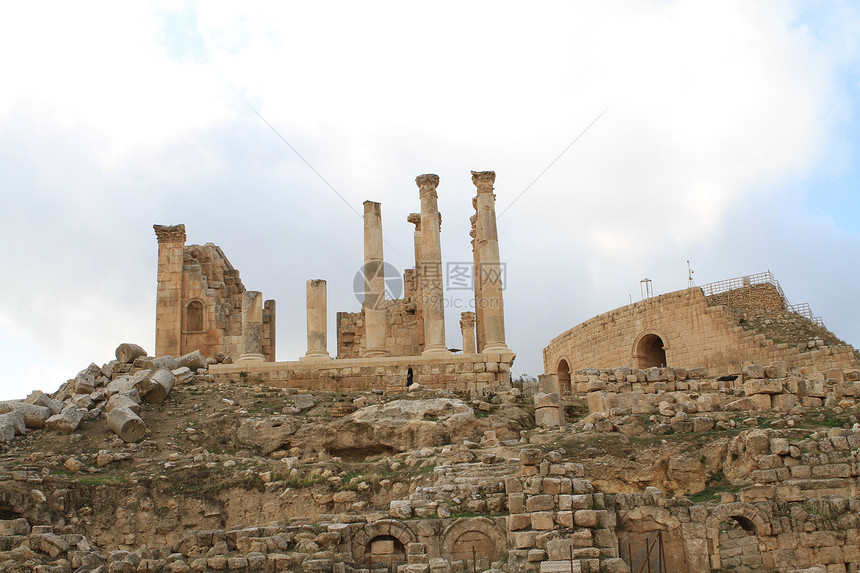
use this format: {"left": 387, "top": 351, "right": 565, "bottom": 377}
{"left": 472, "top": 171, "right": 509, "bottom": 353}
{"left": 460, "top": 312, "right": 477, "bottom": 355}
{"left": 417, "top": 174, "right": 450, "bottom": 355}
{"left": 153, "top": 224, "right": 186, "bottom": 358}
{"left": 362, "top": 201, "right": 388, "bottom": 357}
{"left": 470, "top": 210, "right": 486, "bottom": 353}
{"left": 238, "top": 290, "right": 265, "bottom": 362}
{"left": 303, "top": 279, "right": 330, "bottom": 360}
{"left": 407, "top": 213, "right": 425, "bottom": 351}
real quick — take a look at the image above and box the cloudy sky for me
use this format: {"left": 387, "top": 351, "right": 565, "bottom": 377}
{"left": 1, "top": 1, "right": 859, "bottom": 400}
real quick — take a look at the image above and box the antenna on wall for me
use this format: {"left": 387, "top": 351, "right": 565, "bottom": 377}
{"left": 687, "top": 259, "right": 696, "bottom": 288}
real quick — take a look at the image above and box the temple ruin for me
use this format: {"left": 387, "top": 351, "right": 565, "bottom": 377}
{"left": 154, "top": 172, "right": 516, "bottom": 392}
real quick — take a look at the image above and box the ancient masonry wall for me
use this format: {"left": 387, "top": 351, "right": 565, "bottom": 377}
{"left": 210, "top": 352, "right": 515, "bottom": 393}
{"left": 337, "top": 265, "right": 424, "bottom": 359}
{"left": 154, "top": 225, "right": 276, "bottom": 361}
{"left": 543, "top": 287, "right": 857, "bottom": 377}
{"left": 705, "top": 282, "right": 785, "bottom": 313}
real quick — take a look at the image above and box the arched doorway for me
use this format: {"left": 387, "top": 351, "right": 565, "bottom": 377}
{"left": 634, "top": 333, "right": 667, "bottom": 368}
{"left": 451, "top": 531, "right": 495, "bottom": 570}
{"left": 557, "top": 359, "right": 571, "bottom": 395}
{"left": 366, "top": 535, "right": 406, "bottom": 567}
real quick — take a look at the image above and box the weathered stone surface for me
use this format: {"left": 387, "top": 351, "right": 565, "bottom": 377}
{"left": 0, "top": 410, "right": 26, "bottom": 443}
{"left": 177, "top": 350, "right": 207, "bottom": 371}
{"left": 116, "top": 343, "right": 148, "bottom": 364}
{"left": 0, "top": 401, "right": 51, "bottom": 428}
{"left": 107, "top": 406, "right": 146, "bottom": 442}
{"left": 143, "top": 368, "right": 175, "bottom": 404}
{"left": 46, "top": 409, "right": 85, "bottom": 434}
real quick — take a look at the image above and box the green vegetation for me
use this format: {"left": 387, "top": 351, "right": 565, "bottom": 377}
{"left": 687, "top": 470, "right": 739, "bottom": 504}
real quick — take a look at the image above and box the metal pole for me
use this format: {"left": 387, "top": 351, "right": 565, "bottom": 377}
{"left": 569, "top": 544, "right": 574, "bottom": 573}
{"left": 658, "top": 531, "right": 666, "bottom": 573}
{"left": 473, "top": 545, "right": 477, "bottom": 573}
{"left": 645, "top": 535, "right": 653, "bottom": 573}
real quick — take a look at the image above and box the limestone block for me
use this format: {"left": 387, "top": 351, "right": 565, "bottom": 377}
{"left": 24, "top": 391, "right": 63, "bottom": 415}
{"left": 574, "top": 510, "right": 599, "bottom": 527}
{"left": 765, "top": 362, "right": 788, "bottom": 379}
{"left": 554, "top": 511, "right": 573, "bottom": 528}
{"left": 743, "top": 364, "right": 766, "bottom": 379}
{"left": 143, "top": 369, "right": 175, "bottom": 404}
{"left": 745, "top": 379, "right": 783, "bottom": 395}
{"left": 171, "top": 367, "right": 193, "bottom": 384}
{"left": 535, "top": 407, "right": 562, "bottom": 428}
{"left": 531, "top": 511, "right": 554, "bottom": 530}
{"left": 508, "top": 513, "right": 531, "bottom": 531}
{"left": 0, "top": 401, "right": 50, "bottom": 429}
{"left": 46, "top": 409, "right": 85, "bottom": 434}
{"left": 692, "top": 417, "right": 715, "bottom": 432}
{"left": 526, "top": 495, "right": 554, "bottom": 512}
{"left": 0, "top": 411, "right": 26, "bottom": 443}
{"left": 772, "top": 394, "right": 798, "bottom": 412}
{"left": 770, "top": 438, "right": 790, "bottom": 455}
{"left": 746, "top": 430, "right": 772, "bottom": 455}
{"left": 508, "top": 493, "right": 524, "bottom": 514}
{"left": 587, "top": 392, "right": 608, "bottom": 414}
{"left": 800, "top": 379, "right": 828, "bottom": 398}
{"left": 520, "top": 448, "right": 543, "bottom": 466}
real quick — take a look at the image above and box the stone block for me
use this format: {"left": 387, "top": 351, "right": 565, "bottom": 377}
{"left": 743, "top": 364, "right": 765, "bottom": 379}
{"left": 508, "top": 513, "right": 532, "bottom": 531}
{"left": 574, "top": 510, "right": 598, "bottom": 527}
{"left": 770, "top": 438, "right": 790, "bottom": 455}
{"left": 745, "top": 379, "right": 783, "bottom": 395}
{"left": 508, "top": 493, "right": 524, "bottom": 514}
{"left": 531, "top": 512, "right": 554, "bottom": 530}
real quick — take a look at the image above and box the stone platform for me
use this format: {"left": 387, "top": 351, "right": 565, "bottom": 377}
{"left": 210, "top": 352, "right": 516, "bottom": 393}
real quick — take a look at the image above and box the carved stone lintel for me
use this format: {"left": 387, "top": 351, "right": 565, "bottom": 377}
{"left": 153, "top": 224, "right": 186, "bottom": 244}
{"left": 471, "top": 170, "right": 496, "bottom": 192}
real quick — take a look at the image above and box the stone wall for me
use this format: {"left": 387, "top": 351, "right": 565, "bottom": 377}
{"left": 337, "top": 269, "right": 424, "bottom": 358}
{"left": 706, "top": 282, "right": 786, "bottom": 313}
{"left": 154, "top": 225, "right": 276, "bottom": 362}
{"left": 543, "top": 287, "right": 857, "bottom": 378}
{"left": 210, "top": 352, "right": 516, "bottom": 394}
{"left": 579, "top": 363, "right": 860, "bottom": 420}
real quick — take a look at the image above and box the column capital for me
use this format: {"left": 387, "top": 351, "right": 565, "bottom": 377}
{"left": 407, "top": 213, "right": 421, "bottom": 230}
{"left": 154, "top": 224, "right": 186, "bottom": 244}
{"left": 416, "top": 173, "right": 440, "bottom": 194}
{"left": 471, "top": 170, "right": 496, "bottom": 192}
{"left": 460, "top": 311, "right": 476, "bottom": 327}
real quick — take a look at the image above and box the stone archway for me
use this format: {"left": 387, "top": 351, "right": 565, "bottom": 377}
{"left": 633, "top": 332, "right": 667, "bottom": 369}
{"left": 705, "top": 503, "right": 771, "bottom": 570}
{"left": 350, "top": 520, "right": 417, "bottom": 564}
{"left": 441, "top": 517, "right": 506, "bottom": 570}
{"left": 557, "top": 359, "right": 571, "bottom": 395}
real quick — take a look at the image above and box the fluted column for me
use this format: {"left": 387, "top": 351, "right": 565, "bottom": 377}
{"left": 362, "top": 201, "right": 388, "bottom": 357}
{"left": 460, "top": 312, "right": 477, "bottom": 355}
{"left": 303, "top": 279, "right": 330, "bottom": 360}
{"left": 472, "top": 170, "right": 509, "bottom": 352}
{"left": 417, "top": 174, "right": 450, "bottom": 355}
{"left": 238, "top": 290, "right": 265, "bottom": 362}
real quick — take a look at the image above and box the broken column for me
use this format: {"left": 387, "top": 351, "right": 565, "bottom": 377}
{"left": 417, "top": 174, "right": 450, "bottom": 356}
{"left": 471, "top": 171, "right": 509, "bottom": 353}
{"left": 460, "top": 312, "right": 477, "bottom": 355}
{"left": 153, "top": 224, "right": 186, "bottom": 358}
{"left": 238, "top": 290, "right": 265, "bottom": 362}
{"left": 362, "top": 201, "right": 389, "bottom": 357}
{"left": 304, "top": 279, "right": 330, "bottom": 360}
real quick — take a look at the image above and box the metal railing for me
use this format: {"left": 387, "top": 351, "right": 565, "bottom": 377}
{"left": 701, "top": 271, "right": 824, "bottom": 327}
{"left": 624, "top": 531, "right": 667, "bottom": 573}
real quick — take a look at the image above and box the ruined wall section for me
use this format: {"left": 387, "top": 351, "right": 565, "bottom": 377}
{"left": 337, "top": 268, "right": 423, "bottom": 359}
{"left": 154, "top": 225, "right": 276, "bottom": 361}
{"left": 180, "top": 243, "right": 245, "bottom": 359}
{"left": 544, "top": 287, "right": 857, "bottom": 376}
{"left": 705, "top": 282, "right": 786, "bottom": 313}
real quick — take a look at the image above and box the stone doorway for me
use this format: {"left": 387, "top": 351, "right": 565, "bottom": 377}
{"left": 557, "top": 359, "right": 571, "bottom": 394}
{"left": 366, "top": 535, "right": 406, "bottom": 568}
{"left": 635, "top": 333, "right": 666, "bottom": 368}
{"left": 451, "top": 530, "right": 495, "bottom": 570}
